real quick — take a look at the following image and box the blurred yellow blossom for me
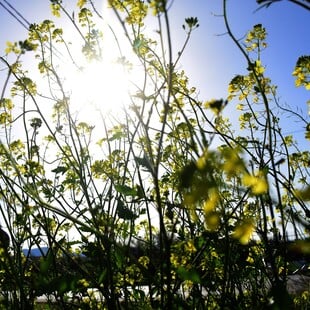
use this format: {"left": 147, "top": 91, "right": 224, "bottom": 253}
{"left": 233, "top": 219, "right": 255, "bottom": 245}
{"left": 243, "top": 172, "right": 268, "bottom": 195}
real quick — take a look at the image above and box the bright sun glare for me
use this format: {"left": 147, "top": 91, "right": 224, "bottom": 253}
{"left": 61, "top": 3, "right": 135, "bottom": 123}
{"left": 65, "top": 56, "right": 131, "bottom": 122}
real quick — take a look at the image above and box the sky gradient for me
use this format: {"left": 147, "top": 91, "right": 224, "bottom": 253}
{"left": 0, "top": 0, "right": 309, "bottom": 142}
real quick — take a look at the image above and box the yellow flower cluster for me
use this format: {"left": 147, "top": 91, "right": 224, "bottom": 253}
{"left": 203, "top": 189, "right": 220, "bottom": 231}
{"left": 149, "top": 0, "right": 166, "bottom": 16}
{"left": 232, "top": 219, "right": 255, "bottom": 245}
{"left": 109, "top": 0, "right": 148, "bottom": 26}
{"left": 293, "top": 55, "right": 310, "bottom": 90}
{"left": 242, "top": 171, "right": 268, "bottom": 195}
{"left": 245, "top": 24, "right": 267, "bottom": 52}
{"left": 77, "top": 0, "right": 87, "bottom": 8}
{"left": 50, "top": 2, "right": 61, "bottom": 17}
{"left": 204, "top": 99, "right": 227, "bottom": 115}
{"left": 5, "top": 41, "right": 20, "bottom": 54}
{"left": 170, "top": 240, "right": 196, "bottom": 269}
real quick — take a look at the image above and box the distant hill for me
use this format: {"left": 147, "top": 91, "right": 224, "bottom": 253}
{"left": 22, "top": 247, "right": 49, "bottom": 257}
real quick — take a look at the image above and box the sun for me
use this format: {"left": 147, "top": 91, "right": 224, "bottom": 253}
{"left": 64, "top": 55, "right": 131, "bottom": 122}
{"left": 57, "top": 2, "right": 140, "bottom": 124}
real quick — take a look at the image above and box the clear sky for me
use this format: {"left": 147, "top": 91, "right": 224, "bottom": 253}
{"left": 169, "top": 1, "right": 309, "bottom": 143}
{"left": 173, "top": 1, "right": 309, "bottom": 99}
{"left": 0, "top": 0, "right": 309, "bottom": 142}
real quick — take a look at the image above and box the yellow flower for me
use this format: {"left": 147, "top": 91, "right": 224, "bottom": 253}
{"left": 204, "top": 99, "right": 226, "bottom": 115}
{"left": 184, "top": 240, "right": 197, "bottom": 253}
{"left": 254, "top": 60, "right": 265, "bottom": 75}
{"left": 203, "top": 189, "right": 219, "bottom": 213}
{"left": 204, "top": 211, "right": 220, "bottom": 231}
{"left": 246, "top": 255, "right": 254, "bottom": 264}
{"left": 5, "top": 41, "right": 20, "bottom": 54}
{"left": 222, "top": 147, "right": 245, "bottom": 178}
{"left": 78, "top": 278, "right": 90, "bottom": 288}
{"left": 243, "top": 172, "right": 268, "bottom": 195}
{"left": 236, "top": 104, "right": 244, "bottom": 111}
{"left": 233, "top": 219, "right": 255, "bottom": 245}
{"left": 50, "top": 3, "right": 61, "bottom": 17}
{"left": 196, "top": 155, "right": 206, "bottom": 170}
{"left": 77, "top": 0, "right": 87, "bottom": 8}
{"left": 138, "top": 255, "right": 150, "bottom": 268}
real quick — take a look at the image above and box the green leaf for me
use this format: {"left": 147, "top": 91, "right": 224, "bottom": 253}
{"left": 79, "top": 226, "right": 95, "bottom": 233}
{"left": 52, "top": 166, "right": 68, "bottom": 175}
{"left": 176, "top": 266, "right": 201, "bottom": 283}
{"left": 179, "top": 162, "right": 197, "bottom": 188}
{"left": 108, "top": 131, "right": 124, "bottom": 141}
{"left": 117, "top": 200, "right": 136, "bottom": 220}
{"left": 40, "top": 250, "right": 53, "bottom": 274}
{"left": 296, "top": 186, "right": 310, "bottom": 200}
{"left": 114, "top": 246, "right": 125, "bottom": 268}
{"left": 98, "top": 269, "right": 107, "bottom": 284}
{"left": 135, "top": 184, "right": 144, "bottom": 199}
{"left": 135, "top": 155, "right": 154, "bottom": 174}
{"left": 115, "top": 184, "right": 137, "bottom": 196}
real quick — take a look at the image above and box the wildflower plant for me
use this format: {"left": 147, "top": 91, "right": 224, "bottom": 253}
{"left": 0, "top": 0, "right": 308, "bottom": 308}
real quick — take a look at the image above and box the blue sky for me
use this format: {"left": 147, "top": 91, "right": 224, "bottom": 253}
{"left": 0, "top": 0, "right": 309, "bottom": 143}
{"left": 169, "top": 1, "right": 309, "bottom": 124}
{"left": 175, "top": 1, "right": 308, "bottom": 149}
